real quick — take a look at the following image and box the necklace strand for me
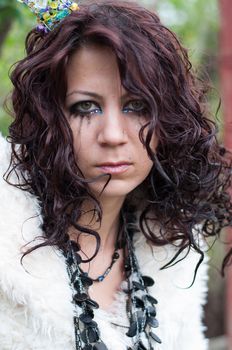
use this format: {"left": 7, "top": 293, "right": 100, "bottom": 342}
{"left": 79, "top": 248, "right": 120, "bottom": 283}
{"left": 62, "top": 215, "right": 162, "bottom": 350}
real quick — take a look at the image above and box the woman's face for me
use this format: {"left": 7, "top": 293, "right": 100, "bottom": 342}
{"left": 65, "top": 44, "right": 157, "bottom": 200}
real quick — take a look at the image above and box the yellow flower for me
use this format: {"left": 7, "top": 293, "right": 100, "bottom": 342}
{"left": 50, "top": 2, "right": 58, "bottom": 9}
{"left": 43, "top": 12, "right": 50, "bottom": 21}
{"left": 70, "top": 3, "right": 79, "bottom": 11}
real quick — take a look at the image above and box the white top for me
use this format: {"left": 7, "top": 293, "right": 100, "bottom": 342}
{"left": 0, "top": 133, "right": 209, "bottom": 350}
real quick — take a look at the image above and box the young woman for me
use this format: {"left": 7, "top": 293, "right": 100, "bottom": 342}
{"left": 0, "top": 1, "right": 231, "bottom": 349}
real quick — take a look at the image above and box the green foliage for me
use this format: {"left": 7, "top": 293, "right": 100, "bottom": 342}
{"left": 0, "top": 115, "right": 11, "bottom": 137}
{"left": 156, "top": 0, "right": 221, "bottom": 135}
{"left": 0, "top": 5, "right": 34, "bottom": 135}
{"left": 157, "top": 0, "right": 219, "bottom": 65}
{"left": 0, "top": 0, "right": 22, "bottom": 22}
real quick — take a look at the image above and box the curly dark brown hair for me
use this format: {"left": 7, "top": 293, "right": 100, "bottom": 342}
{"left": 5, "top": 0, "right": 232, "bottom": 281}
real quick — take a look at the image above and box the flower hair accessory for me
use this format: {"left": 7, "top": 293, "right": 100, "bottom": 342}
{"left": 17, "top": 0, "right": 79, "bottom": 32}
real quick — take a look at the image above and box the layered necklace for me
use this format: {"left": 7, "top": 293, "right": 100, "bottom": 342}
{"left": 62, "top": 214, "right": 161, "bottom": 350}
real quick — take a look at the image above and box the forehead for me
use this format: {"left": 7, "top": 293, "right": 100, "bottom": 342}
{"left": 66, "top": 44, "right": 124, "bottom": 95}
{"left": 66, "top": 43, "right": 144, "bottom": 102}
{"left": 68, "top": 43, "right": 117, "bottom": 70}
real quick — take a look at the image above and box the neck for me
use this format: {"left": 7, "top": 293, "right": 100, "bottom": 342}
{"left": 72, "top": 196, "right": 125, "bottom": 256}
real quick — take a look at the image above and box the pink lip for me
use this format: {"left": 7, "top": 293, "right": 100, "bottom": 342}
{"left": 97, "top": 162, "right": 132, "bottom": 174}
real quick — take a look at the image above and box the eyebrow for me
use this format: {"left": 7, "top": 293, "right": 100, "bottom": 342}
{"left": 66, "top": 90, "right": 102, "bottom": 99}
{"left": 66, "top": 90, "right": 133, "bottom": 99}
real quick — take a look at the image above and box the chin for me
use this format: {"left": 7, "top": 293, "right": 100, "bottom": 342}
{"left": 89, "top": 179, "right": 139, "bottom": 199}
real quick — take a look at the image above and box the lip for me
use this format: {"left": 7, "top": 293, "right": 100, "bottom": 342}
{"left": 98, "top": 161, "right": 132, "bottom": 167}
{"left": 97, "top": 162, "right": 132, "bottom": 174}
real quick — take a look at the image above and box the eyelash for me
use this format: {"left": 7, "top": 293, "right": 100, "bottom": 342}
{"left": 68, "top": 100, "right": 147, "bottom": 118}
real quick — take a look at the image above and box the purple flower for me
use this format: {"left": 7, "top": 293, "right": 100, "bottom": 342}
{"left": 36, "top": 24, "right": 49, "bottom": 34}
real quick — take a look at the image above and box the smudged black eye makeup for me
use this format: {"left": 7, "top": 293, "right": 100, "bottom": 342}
{"left": 68, "top": 101, "right": 102, "bottom": 117}
{"left": 68, "top": 99, "right": 147, "bottom": 118}
{"left": 122, "top": 100, "right": 147, "bottom": 114}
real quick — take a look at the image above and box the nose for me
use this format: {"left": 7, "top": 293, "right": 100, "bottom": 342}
{"left": 97, "top": 108, "right": 128, "bottom": 146}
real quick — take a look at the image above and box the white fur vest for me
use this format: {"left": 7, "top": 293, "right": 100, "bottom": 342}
{"left": 0, "top": 134, "right": 209, "bottom": 350}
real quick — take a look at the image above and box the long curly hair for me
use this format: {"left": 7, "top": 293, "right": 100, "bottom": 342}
{"left": 5, "top": 0, "right": 232, "bottom": 280}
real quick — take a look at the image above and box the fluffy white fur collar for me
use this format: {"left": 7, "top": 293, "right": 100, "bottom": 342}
{"left": 0, "top": 134, "right": 208, "bottom": 350}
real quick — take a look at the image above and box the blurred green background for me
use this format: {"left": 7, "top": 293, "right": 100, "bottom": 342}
{"left": 0, "top": 0, "right": 224, "bottom": 342}
{"left": 0, "top": 0, "right": 219, "bottom": 136}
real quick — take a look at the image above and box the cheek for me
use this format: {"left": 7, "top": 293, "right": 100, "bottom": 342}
{"left": 70, "top": 119, "right": 92, "bottom": 161}
{"left": 134, "top": 143, "right": 153, "bottom": 179}
{"left": 134, "top": 134, "right": 157, "bottom": 179}
{"left": 139, "top": 153, "right": 153, "bottom": 178}
{"left": 135, "top": 127, "right": 158, "bottom": 157}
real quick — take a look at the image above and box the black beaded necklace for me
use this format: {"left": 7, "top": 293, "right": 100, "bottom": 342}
{"left": 62, "top": 214, "right": 161, "bottom": 350}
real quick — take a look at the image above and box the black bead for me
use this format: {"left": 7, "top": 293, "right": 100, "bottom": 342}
{"left": 124, "top": 263, "right": 131, "bottom": 272}
{"left": 81, "top": 327, "right": 99, "bottom": 343}
{"left": 132, "top": 281, "right": 145, "bottom": 291}
{"left": 122, "top": 287, "right": 130, "bottom": 294}
{"left": 86, "top": 299, "right": 99, "bottom": 309}
{"left": 80, "top": 275, "right": 93, "bottom": 287}
{"left": 132, "top": 296, "right": 144, "bottom": 308}
{"left": 83, "top": 346, "right": 93, "bottom": 350}
{"left": 147, "top": 316, "right": 159, "bottom": 328}
{"left": 73, "top": 292, "right": 88, "bottom": 302}
{"left": 142, "top": 276, "right": 155, "bottom": 287}
{"left": 126, "top": 321, "right": 137, "bottom": 337}
{"left": 149, "top": 331, "right": 162, "bottom": 344}
{"left": 147, "top": 306, "right": 157, "bottom": 317}
{"left": 93, "top": 342, "right": 108, "bottom": 350}
{"left": 85, "top": 306, "right": 94, "bottom": 317}
{"left": 112, "top": 252, "right": 120, "bottom": 260}
{"left": 74, "top": 252, "right": 82, "bottom": 265}
{"left": 87, "top": 320, "right": 98, "bottom": 328}
{"left": 70, "top": 240, "right": 81, "bottom": 252}
{"left": 124, "top": 258, "right": 131, "bottom": 271}
{"left": 79, "top": 313, "right": 94, "bottom": 324}
{"left": 145, "top": 294, "right": 158, "bottom": 305}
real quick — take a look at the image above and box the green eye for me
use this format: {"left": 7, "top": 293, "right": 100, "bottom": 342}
{"left": 123, "top": 100, "right": 147, "bottom": 114}
{"left": 69, "top": 101, "right": 102, "bottom": 117}
{"left": 78, "top": 101, "right": 94, "bottom": 111}
{"left": 130, "top": 100, "right": 145, "bottom": 111}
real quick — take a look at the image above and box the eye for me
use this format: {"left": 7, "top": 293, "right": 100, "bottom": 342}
{"left": 123, "top": 100, "right": 147, "bottom": 114}
{"left": 68, "top": 101, "right": 102, "bottom": 117}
